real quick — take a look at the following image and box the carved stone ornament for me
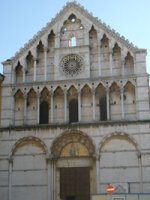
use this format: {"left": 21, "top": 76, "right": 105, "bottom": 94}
{"left": 60, "top": 54, "right": 83, "bottom": 77}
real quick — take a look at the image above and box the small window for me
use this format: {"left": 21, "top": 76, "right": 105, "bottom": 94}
{"left": 69, "top": 36, "right": 76, "bottom": 47}
{"left": 68, "top": 14, "right": 76, "bottom": 23}
{"left": 69, "top": 99, "right": 78, "bottom": 123}
{"left": 100, "top": 96, "right": 107, "bottom": 121}
{"left": 39, "top": 101, "right": 49, "bottom": 124}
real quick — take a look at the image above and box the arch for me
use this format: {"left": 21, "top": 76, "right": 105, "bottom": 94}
{"left": 68, "top": 85, "right": 78, "bottom": 96}
{"left": 36, "top": 41, "right": 44, "bottom": 81}
{"left": 124, "top": 52, "right": 134, "bottom": 75}
{"left": 100, "top": 34, "right": 109, "bottom": 76}
{"left": 124, "top": 81, "right": 136, "bottom": 119}
{"left": 68, "top": 14, "right": 77, "bottom": 22}
{"left": 10, "top": 136, "right": 48, "bottom": 157}
{"left": 96, "top": 83, "right": 107, "bottom": 121}
{"left": 15, "top": 62, "right": 23, "bottom": 83}
{"left": 48, "top": 30, "right": 55, "bottom": 48}
{"left": 53, "top": 86, "right": 64, "bottom": 123}
{"left": 14, "top": 90, "right": 24, "bottom": 126}
{"left": 51, "top": 130, "right": 95, "bottom": 158}
{"left": 40, "top": 87, "right": 50, "bottom": 103}
{"left": 98, "top": 132, "right": 141, "bottom": 193}
{"left": 26, "top": 51, "right": 34, "bottom": 82}
{"left": 81, "top": 84, "right": 92, "bottom": 121}
{"left": 99, "top": 132, "right": 140, "bottom": 155}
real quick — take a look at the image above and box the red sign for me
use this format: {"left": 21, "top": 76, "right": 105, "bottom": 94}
{"left": 106, "top": 184, "right": 115, "bottom": 194}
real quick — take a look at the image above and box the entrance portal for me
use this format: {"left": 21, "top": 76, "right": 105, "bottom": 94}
{"left": 60, "top": 167, "right": 90, "bottom": 200}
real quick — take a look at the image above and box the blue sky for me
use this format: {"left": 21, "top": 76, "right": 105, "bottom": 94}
{"left": 0, "top": 0, "right": 150, "bottom": 74}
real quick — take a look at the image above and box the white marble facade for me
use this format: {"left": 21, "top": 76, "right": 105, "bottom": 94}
{"left": 0, "top": 2, "right": 150, "bottom": 200}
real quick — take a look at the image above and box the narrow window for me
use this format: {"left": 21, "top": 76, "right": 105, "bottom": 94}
{"left": 69, "top": 99, "right": 78, "bottom": 123}
{"left": 69, "top": 36, "right": 76, "bottom": 47}
{"left": 39, "top": 101, "right": 49, "bottom": 124}
{"left": 99, "top": 96, "right": 107, "bottom": 121}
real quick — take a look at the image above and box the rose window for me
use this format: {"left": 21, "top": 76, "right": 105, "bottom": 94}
{"left": 60, "top": 54, "right": 83, "bottom": 77}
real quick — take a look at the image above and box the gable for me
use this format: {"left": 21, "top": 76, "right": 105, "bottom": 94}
{"left": 10, "top": 2, "right": 140, "bottom": 64}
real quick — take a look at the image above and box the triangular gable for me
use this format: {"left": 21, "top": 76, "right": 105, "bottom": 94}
{"left": 10, "top": 1, "right": 142, "bottom": 64}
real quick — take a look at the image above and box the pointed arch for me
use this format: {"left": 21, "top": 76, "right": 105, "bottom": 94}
{"left": 53, "top": 86, "right": 64, "bottom": 123}
{"left": 26, "top": 88, "right": 37, "bottom": 124}
{"left": 124, "top": 81, "right": 136, "bottom": 119}
{"left": 26, "top": 51, "right": 34, "bottom": 82}
{"left": 15, "top": 62, "right": 23, "bottom": 84}
{"left": 112, "top": 43, "right": 121, "bottom": 75}
{"left": 68, "top": 85, "right": 78, "bottom": 123}
{"left": 96, "top": 83, "right": 107, "bottom": 121}
{"left": 101, "top": 34, "right": 110, "bottom": 76}
{"left": 40, "top": 87, "right": 50, "bottom": 103}
{"left": 68, "top": 14, "right": 77, "bottom": 22}
{"left": 124, "top": 52, "right": 134, "bottom": 75}
{"left": 81, "top": 84, "right": 92, "bottom": 122}
{"left": 110, "top": 82, "right": 121, "bottom": 120}
{"left": 14, "top": 90, "right": 24, "bottom": 125}
{"left": 37, "top": 41, "right": 44, "bottom": 81}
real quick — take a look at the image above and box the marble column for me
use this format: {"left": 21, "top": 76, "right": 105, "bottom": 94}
{"left": 8, "top": 158, "right": 13, "bottom": 200}
{"left": 97, "top": 32, "right": 103, "bottom": 76}
{"left": 23, "top": 93, "right": 27, "bottom": 125}
{"left": 33, "top": 58, "right": 37, "bottom": 82}
{"left": 120, "top": 87, "right": 125, "bottom": 119}
{"left": 47, "top": 158, "right": 51, "bottom": 200}
{"left": 92, "top": 89, "right": 96, "bottom": 121}
{"left": 121, "top": 52, "right": 125, "bottom": 76}
{"left": 44, "top": 47, "right": 48, "bottom": 81}
{"left": 64, "top": 90, "right": 67, "bottom": 122}
{"left": 109, "top": 51, "right": 113, "bottom": 76}
{"left": 106, "top": 87, "right": 110, "bottom": 120}
{"left": 96, "top": 154, "right": 100, "bottom": 193}
{"left": 37, "top": 92, "right": 40, "bottom": 124}
{"left": 138, "top": 154, "right": 143, "bottom": 193}
{"left": 55, "top": 33, "right": 60, "bottom": 48}
{"left": 51, "top": 159, "right": 56, "bottom": 200}
{"left": 78, "top": 90, "right": 81, "bottom": 122}
{"left": 22, "top": 59, "right": 27, "bottom": 83}
{"left": 50, "top": 91, "right": 54, "bottom": 123}
{"left": 97, "top": 40, "right": 101, "bottom": 76}
{"left": 11, "top": 95, "right": 15, "bottom": 126}
{"left": 12, "top": 69, "right": 16, "bottom": 84}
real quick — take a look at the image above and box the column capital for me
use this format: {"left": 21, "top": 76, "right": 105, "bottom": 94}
{"left": 77, "top": 89, "right": 81, "bottom": 95}
{"left": 37, "top": 92, "right": 41, "bottom": 98}
{"left": 106, "top": 87, "right": 110, "bottom": 93}
{"left": 63, "top": 89, "right": 68, "bottom": 95}
{"left": 44, "top": 46, "right": 49, "bottom": 52}
{"left": 50, "top": 89, "right": 54, "bottom": 96}
{"left": 23, "top": 93, "right": 27, "bottom": 99}
{"left": 92, "top": 88, "right": 96, "bottom": 95}
{"left": 120, "top": 87, "right": 124, "bottom": 93}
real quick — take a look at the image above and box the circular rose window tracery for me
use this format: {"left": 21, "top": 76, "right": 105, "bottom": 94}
{"left": 60, "top": 54, "right": 83, "bottom": 77}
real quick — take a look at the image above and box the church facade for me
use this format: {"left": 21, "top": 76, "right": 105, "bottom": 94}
{"left": 1, "top": 2, "right": 150, "bottom": 200}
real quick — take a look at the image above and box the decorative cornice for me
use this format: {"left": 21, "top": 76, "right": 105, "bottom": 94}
{"left": 8, "top": 1, "right": 141, "bottom": 63}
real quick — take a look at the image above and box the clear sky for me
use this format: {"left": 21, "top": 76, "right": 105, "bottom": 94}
{"left": 0, "top": 0, "right": 150, "bottom": 74}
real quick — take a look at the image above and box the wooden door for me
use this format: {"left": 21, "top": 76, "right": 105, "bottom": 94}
{"left": 60, "top": 167, "right": 90, "bottom": 200}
